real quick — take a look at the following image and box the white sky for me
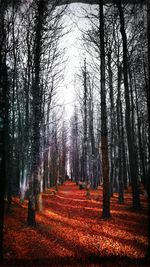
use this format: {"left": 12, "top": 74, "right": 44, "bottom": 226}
{"left": 58, "top": 3, "right": 96, "bottom": 121}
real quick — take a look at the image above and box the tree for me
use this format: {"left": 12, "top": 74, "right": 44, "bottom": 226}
{"left": 114, "top": 0, "right": 141, "bottom": 210}
{"left": 146, "top": 0, "right": 150, "bottom": 258}
{"left": 27, "top": 0, "right": 48, "bottom": 227}
{"left": 88, "top": 78, "right": 98, "bottom": 189}
{"left": 82, "top": 59, "right": 88, "bottom": 183}
{"left": 70, "top": 106, "right": 80, "bottom": 183}
{"left": 59, "top": 121, "right": 68, "bottom": 184}
{"left": 99, "top": 0, "right": 111, "bottom": 219}
{"left": 0, "top": 0, "right": 21, "bottom": 259}
{"left": 0, "top": 1, "right": 7, "bottom": 258}
{"left": 27, "top": 0, "right": 67, "bottom": 225}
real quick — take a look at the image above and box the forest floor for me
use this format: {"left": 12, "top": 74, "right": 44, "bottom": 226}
{"left": 2, "top": 181, "right": 149, "bottom": 267}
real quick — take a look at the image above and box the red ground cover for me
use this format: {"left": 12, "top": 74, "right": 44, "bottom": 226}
{"left": 2, "top": 181, "right": 149, "bottom": 266}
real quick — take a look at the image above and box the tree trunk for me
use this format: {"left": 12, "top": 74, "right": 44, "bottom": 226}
{"left": 133, "top": 71, "right": 146, "bottom": 190}
{"left": 117, "top": 65, "right": 124, "bottom": 204}
{"left": 107, "top": 51, "right": 115, "bottom": 196}
{"left": 99, "top": 0, "right": 110, "bottom": 219}
{"left": 0, "top": 0, "right": 8, "bottom": 259}
{"left": 0, "top": 62, "right": 6, "bottom": 261}
{"left": 146, "top": 0, "right": 150, "bottom": 259}
{"left": 27, "top": 197, "right": 36, "bottom": 227}
{"left": 83, "top": 59, "right": 88, "bottom": 183}
{"left": 120, "top": 98, "right": 127, "bottom": 189}
{"left": 115, "top": 0, "right": 140, "bottom": 210}
{"left": 27, "top": 0, "right": 47, "bottom": 226}
{"left": 89, "top": 82, "right": 97, "bottom": 188}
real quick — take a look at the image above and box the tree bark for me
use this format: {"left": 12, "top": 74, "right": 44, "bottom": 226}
{"left": 115, "top": 0, "right": 140, "bottom": 210}
{"left": 117, "top": 64, "right": 124, "bottom": 204}
{"left": 0, "top": 0, "right": 8, "bottom": 260}
{"left": 27, "top": 0, "right": 47, "bottom": 226}
{"left": 146, "top": 0, "right": 150, "bottom": 259}
{"left": 107, "top": 51, "right": 115, "bottom": 196}
{"left": 133, "top": 71, "right": 146, "bottom": 190}
{"left": 83, "top": 59, "right": 88, "bottom": 183}
{"left": 99, "top": 0, "right": 111, "bottom": 219}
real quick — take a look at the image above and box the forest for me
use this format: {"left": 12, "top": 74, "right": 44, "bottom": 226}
{"left": 0, "top": 0, "right": 149, "bottom": 266}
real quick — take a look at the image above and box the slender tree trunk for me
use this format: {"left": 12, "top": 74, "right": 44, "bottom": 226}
{"left": 133, "top": 71, "right": 146, "bottom": 190}
{"left": 117, "top": 32, "right": 127, "bottom": 189}
{"left": 43, "top": 86, "right": 52, "bottom": 190}
{"left": 83, "top": 59, "right": 88, "bottom": 184}
{"left": 7, "top": 2, "right": 17, "bottom": 211}
{"left": 120, "top": 98, "right": 127, "bottom": 189}
{"left": 0, "top": 0, "right": 7, "bottom": 259}
{"left": 146, "top": 0, "right": 150, "bottom": 259}
{"left": 89, "top": 82, "right": 97, "bottom": 188}
{"left": 0, "top": 63, "right": 6, "bottom": 260}
{"left": 43, "top": 120, "right": 47, "bottom": 192}
{"left": 24, "top": 20, "right": 31, "bottom": 185}
{"left": 117, "top": 65, "right": 124, "bottom": 204}
{"left": 99, "top": 0, "right": 110, "bottom": 219}
{"left": 107, "top": 51, "right": 115, "bottom": 196}
{"left": 115, "top": 0, "right": 140, "bottom": 210}
{"left": 43, "top": 152, "right": 48, "bottom": 191}
{"left": 128, "top": 69, "right": 135, "bottom": 141}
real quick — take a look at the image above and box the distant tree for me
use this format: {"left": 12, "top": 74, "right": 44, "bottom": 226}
{"left": 88, "top": 79, "right": 98, "bottom": 189}
{"left": 59, "top": 121, "right": 68, "bottom": 184}
{"left": 70, "top": 106, "right": 80, "bottom": 183}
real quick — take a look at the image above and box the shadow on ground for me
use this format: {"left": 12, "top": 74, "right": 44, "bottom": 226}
{"left": 0, "top": 255, "right": 149, "bottom": 267}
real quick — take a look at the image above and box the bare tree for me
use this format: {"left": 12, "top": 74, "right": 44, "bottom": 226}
{"left": 99, "top": 0, "right": 111, "bottom": 218}
{"left": 0, "top": 1, "right": 8, "bottom": 259}
{"left": 114, "top": 0, "right": 140, "bottom": 210}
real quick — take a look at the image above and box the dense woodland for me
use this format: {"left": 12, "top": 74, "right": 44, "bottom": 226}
{"left": 0, "top": 0, "right": 150, "bottom": 263}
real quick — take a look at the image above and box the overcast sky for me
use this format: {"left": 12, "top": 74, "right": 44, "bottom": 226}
{"left": 58, "top": 3, "right": 97, "bottom": 121}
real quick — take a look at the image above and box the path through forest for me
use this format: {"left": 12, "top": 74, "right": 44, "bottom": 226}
{"left": 3, "top": 181, "right": 148, "bottom": 266}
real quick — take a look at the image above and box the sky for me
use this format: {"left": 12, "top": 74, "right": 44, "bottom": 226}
{"left": 25, "top": 1, "right": 97, "bottom": 122}
{"left": 57, "top": 3, "right": 96, "bottom": 121}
